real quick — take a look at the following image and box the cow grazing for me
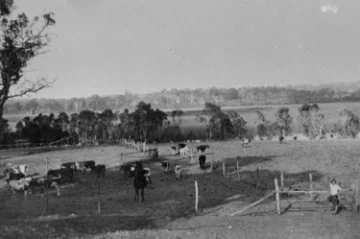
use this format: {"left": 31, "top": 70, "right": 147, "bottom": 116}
{"left": 148, "top": 148, "right": 158, "bottom": 158}
{"left": 3, "top": 170, "right": 32, "bottom": 199}
{"left": 293, "top": 136, "right": 297, "bottom": 141}
{"left": 120, "top": 163, "right": 136, "bottom": 179}
{"left": 48, "top": 167, "right": 74, "bottom": 184}
{"left": 5, "top": 164, "right": 28, "bottom": 177}
{"left": 161, "top": 161, "right": 171, "bottom": 172}
{"left": 6, "top": 178, "right": 31, "bottom": 199}
{"left": 175, "top": 165, "right": 181, "bottom": 179}
{"left": 84, "top": 160, "right": 96, "bottom": 169}
{"left": 3, "top": 168, "right": 26, "bottom": 180}
{"left": 133, "top": 161, "right": 148, "bottom": 202}
{"left": 241, "top": 138, "right": 251, "bottom": 147}
{"left": 179, "top": 146, "right": 190, "bottom": 157}
{"left": 76, "top": 160, "right": 96, "bottom": 174}
{"left": 197, "top": 145, "right": 210, "bottom": 153}
{"left": 143, "top": 167, "right": 151, "bottom": 184}
{"left": 29, "top": 177, "right": 61, "bottom": 197}
{"left": 61, "top": 162, "right": 77, "bottom": 172}
{"left": 279, "top": 136, "right": 284, "bottom": 143}
{"left": 199, "top": 155, "right": 206, "bottom": 169}
{"left": 170, "top": 146, "right": 178, "bottom": 155}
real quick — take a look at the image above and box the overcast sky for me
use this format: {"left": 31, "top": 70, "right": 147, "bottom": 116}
{"left": 15, "top": 0, "right": 360, "bottom": 99}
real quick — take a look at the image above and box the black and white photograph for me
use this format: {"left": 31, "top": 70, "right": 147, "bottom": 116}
{"left": 0, "top": 0, "right": 359, "bottom": 238}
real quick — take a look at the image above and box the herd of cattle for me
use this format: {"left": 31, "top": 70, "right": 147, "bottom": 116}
{"left": 1, "top": 140, "right": 217, "bottom": 202}
{"left": 1, "top": 160, "right": 107, "bottom": 199}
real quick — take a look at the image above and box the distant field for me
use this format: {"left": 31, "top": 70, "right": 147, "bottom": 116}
{"left": 4, "top": 102, "right": 360, "bottom": 134}
{"left": 176, "top": 102, "right": 360, "bottom": 135}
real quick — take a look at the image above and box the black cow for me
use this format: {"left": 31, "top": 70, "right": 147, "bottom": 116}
{"left": 61, "top": 162, "right": 77, "bottom": 172}
{"left": 84, "top": 160, "right": 95, "bottom": 169}
{"left": 48, "top": 167, "right": 74, "bottom": 184}
{"left": 279, "top": 136, "right": 284, "bottom": 143}
{"left": 293, "top": 136, "right": 297, "bottom": 141}
{"left": 199, "top": 155, "right": 206, "bottom": 169}
{"left": 148, "top": 148, "right": 158, "bottom": 158}
{"left": 197, "top": 145, "right": 210, "bottom": 153}
{"left": 29, "top": 176, "right": 61, "bottom": 197}
{"left": 178, "top": 143, "right": 187, "bottom": 149}
{"left": 161, "top": 161, "right": 171, "bottom": 172}
{"left": 120, "top": 163, "right": 136, "bottom": 179}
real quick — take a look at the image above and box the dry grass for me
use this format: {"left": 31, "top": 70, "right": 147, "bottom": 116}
{"left": 0, "top": 139, "right": 360, "bottom": 238}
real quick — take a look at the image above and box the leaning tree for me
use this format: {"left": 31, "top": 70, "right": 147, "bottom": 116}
{"left": 0, "top": 0, "right": 55, "bottom": 141}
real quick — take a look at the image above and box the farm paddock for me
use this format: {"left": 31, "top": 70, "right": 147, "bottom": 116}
{"left": 0, "top": 140, "right": 359, "bottom": 239}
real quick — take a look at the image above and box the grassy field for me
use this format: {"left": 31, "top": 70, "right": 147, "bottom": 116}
{"left": 168, "top": 102, "right": 360, "bottom": 136}
{"left": 0, "top": 139, "right": 360, "bottom": 238}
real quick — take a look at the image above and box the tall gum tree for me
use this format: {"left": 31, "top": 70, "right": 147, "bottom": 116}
{"left": 0, "top": 0, "right": 55, "bottom": 140}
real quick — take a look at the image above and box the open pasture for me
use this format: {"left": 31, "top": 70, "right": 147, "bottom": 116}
{"left": 176, "top": 102, "right": 360, "bottom": 135}
{"left": 0, "top": 139, "right": 360, "bottom": 238}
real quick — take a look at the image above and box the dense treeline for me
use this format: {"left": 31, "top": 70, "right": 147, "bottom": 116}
{"left": 3, "top": 85, "right": 360, "bottom": 115}
{"left": 0, "top": 101, "right": 171, "bottom": 147}
{"left": 1, "top": 100, "right": 360, "bottom": 148}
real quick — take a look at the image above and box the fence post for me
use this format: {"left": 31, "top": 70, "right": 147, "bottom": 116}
{"left": 256, "top": 167, "right": 260, "bottom": 188}
{"left": 210, "top": 160, "right": 213, "bottom": 172}
{"left": 195, "top": 180, "right": 199, "bottom": 213}
{"left": 280, "top": 172, "right": 284, "bottom": 190}
{"left": 222, "top": 160, "right": 226, "bottom": 177}
{"left": 98, "top": 181, "right": 101, "bottom": 214}
{"left": 274, "top": 178, "right": 281, "bottom": 215}
{"left": 355, "top": 184, "right": 359, "bottom": 214}
{"left": 46, "top": 157, "right": 49, "bottom": 214}
{"left": 237, "top": 161, "right": 240, "bottom": 180}
{"left": 309, "top": 173, "right": 314, "bottom": 200}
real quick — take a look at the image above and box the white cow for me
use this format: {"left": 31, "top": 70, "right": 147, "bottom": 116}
{"left": 175, "top": 165, "right": 181, "bottom": 179}
{"left": 242, "top": 138, "right": 251, "bottom": 147}
{"left": 6, "top": 164, "right": 28, "bottom": 176}
{"left": 179, "top": 146, "right": 190, "bottom": 157}
{"left": 143, "top": 167, "right": 151, "bottom": 184}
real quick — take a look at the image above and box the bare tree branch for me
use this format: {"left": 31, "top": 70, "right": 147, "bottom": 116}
{"left": 8, "top": 77, "right": 54, "bottom": 99}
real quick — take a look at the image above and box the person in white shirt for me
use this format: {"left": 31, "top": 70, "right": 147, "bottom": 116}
{"left": 328, "top": 179, "right": 342, "bottom": 212}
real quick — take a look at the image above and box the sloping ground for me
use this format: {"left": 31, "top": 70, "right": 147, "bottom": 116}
{"left": 86, "top": 212, "right": 360, "bottom": 239}
{"left": 0, "top": 140, "right": 360, "bottom": 238}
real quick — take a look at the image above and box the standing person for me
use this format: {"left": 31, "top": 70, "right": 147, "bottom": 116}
{"left": 328, "top": 179, "right": 342, "bottom": 213}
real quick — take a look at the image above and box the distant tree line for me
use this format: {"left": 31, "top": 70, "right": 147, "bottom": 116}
{"left": 255, "top": 103, "right": 360, "bottom": 140}
{"left": 3, "top": 87, "right": 360, "bottom": 115}
{"left": 1, "top": 100, "right": 360, "bottom": 148}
